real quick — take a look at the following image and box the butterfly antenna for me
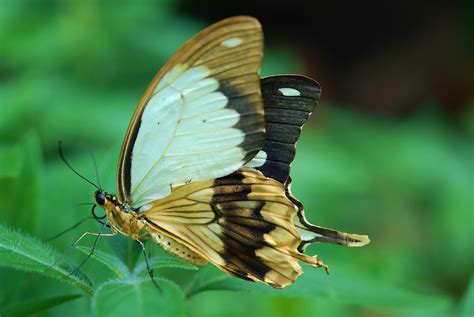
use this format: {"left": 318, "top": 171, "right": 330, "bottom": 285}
{"left": 45, "top": 216, "right": 96, "bottom": 241}
{"left": 89, "top": 151, "right": 102, "bottom": 189}
{"left": 74, "top": 202, "right": 96, "bottom": 207}
{"left": 58, "top": 141, "right": 99, "bottom": 190}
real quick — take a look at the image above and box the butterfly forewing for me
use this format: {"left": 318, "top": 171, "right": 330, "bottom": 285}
{"left": 116, "top": 16, "right": 265, "bottom": 207}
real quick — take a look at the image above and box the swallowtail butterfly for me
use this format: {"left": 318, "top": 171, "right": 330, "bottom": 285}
{"left": 89, "top": 16, "right": 369, "bottom": 288}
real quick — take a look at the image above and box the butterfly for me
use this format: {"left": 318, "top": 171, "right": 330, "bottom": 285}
{"left": 89, "top": 16, "right": 369, "bottom": 288}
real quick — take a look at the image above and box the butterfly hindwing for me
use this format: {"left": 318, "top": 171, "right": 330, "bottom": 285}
{"left": 141, "top": 168, "right": 327, "bottom": 288}
{"left": 117, "top": 16, "right": 265, "bottom": 207}
{"left": 246, "top": 75, "right": 320, "bottom": 184}
{"left": 245, "top": 75, "right": 369, "bottom": 251}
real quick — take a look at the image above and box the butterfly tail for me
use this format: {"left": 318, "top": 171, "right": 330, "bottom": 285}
{"left": 285, "top": 177, "right": 370, "bottom": 252}
{"left": 294, "top": 214, "right": 370, "bottom": 252}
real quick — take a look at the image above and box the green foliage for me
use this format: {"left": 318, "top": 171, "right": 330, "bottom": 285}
{"left": 460, "top": 276, "right": 474, "bottom": 317}
{"left": 0, "top": 1, "right": 471, "bottom": 316}
{"left": 0, "top": 221, "right": 455, "bottom": 315}
{"left": 93, "top": 279, "right": 186, "bottom": 317}
{"left": 0, "top": 133, "right": 42, "bottom": 233}
{"left": 0, "top": 224, "right": 93, "bottom": 294}
{"left": 186, "top": 265, "right": 452, "bottom": 311}
{"left": 75, "top": 246, "right": 197, "bottom": 279}
{"left": 0, "top": 294, "right": 82, "bottom": 317}
{"left": 132, "top": 256, "right": 198, "bottom": 277}
{"left": 75, "top": 246, "right": 130, "bottom": 279}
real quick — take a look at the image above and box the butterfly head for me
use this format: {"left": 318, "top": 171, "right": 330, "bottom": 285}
{"left": 94, "top": 190, "right": 107, "bottom": 206}
{"left": 92, "top": 189, "right": 141, "bottom": 237}
{"left": 93, "top": 190, "right": 124, "bottom": 214}
{"left": 94, "top": 190, "right": 118, "bottom": 207}
{"left": 92, "top": 190, "right": 121, "bottom": 220}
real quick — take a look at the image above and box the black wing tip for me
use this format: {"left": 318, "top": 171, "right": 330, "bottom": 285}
{"left": 261, "top": 74, "right": 321, "bottom": 93}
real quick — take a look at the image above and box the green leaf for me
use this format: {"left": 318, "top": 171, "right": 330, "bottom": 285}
{"left": 106, "top": 234, "right": 141, "bottom": 271}
{"left": 92, "top": 278, "right": 186, "bottom": 317}
{"left": 0, "top": 132, "right": 42, "bottom": 232}
{"left": 76, "top": 245, "right": 130, "bottom": 279}
{"left": 185, "top": 266, "right": 239, "bottom": 297}
{"left": 0, "top": 224, "right": 94, "bottom": 294}
{"left": 0, "top": 144, "right": 22, "bottom": 178}
{"left": 460, "top": 276, "right": 474, "bottom": 317}
{"left": 0, "top": 294, "right": 82, "bottom": 317}
{"left": 133, "top": 256, "right": 198, "bottom": 277}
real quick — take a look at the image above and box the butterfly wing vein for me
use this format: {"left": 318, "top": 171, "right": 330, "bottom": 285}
{"left": 142, "top": 168, "right": 322, "bottom": 288}
{"left": 116, "top": 16, "right": 265, "bottom": 207}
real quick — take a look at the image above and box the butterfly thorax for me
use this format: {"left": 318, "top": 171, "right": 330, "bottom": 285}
{"left": 94, "top": 190, "right": 145, "bottom": 239}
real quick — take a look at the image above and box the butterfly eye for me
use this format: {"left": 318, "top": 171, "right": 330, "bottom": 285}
{"left": 95, "top": 192, "right": 106, "bottom": 206}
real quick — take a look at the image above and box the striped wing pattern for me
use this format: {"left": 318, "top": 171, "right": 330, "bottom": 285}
{"left": 117, "top": 16, "right": 265, "bottom": 208}
{"left": 141, "top": 168, "right": 327, "bottom": 288}
{"left": 246, "top": 75, "right": 320, "bottom": 183}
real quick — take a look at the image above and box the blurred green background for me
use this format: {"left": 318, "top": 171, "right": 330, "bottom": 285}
{"left": 0, "top": 1, "right": 473, "bottom": 316}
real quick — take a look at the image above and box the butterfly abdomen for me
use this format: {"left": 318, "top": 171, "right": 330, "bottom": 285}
{"left": 147, "top": 230, "right": 208, "bottom": 265}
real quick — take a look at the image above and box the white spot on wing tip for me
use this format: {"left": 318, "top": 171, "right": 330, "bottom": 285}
{"left": 221, "top": 38, "right": 242, "bottom": 48}
{"left": 278, "top": 88, "right": 301, "bottom": 96}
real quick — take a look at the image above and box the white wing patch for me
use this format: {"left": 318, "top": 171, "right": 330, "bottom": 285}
{"left": 278, "top": 88, "right": 301, "bottom": 96}
{"left": 245, "top": 150, "right": 267, "bottom": 168}
{"left": 131, "top": 64, "right": 245, "bottom": 207}
{"left": 221, "top": 38, "right": 242, "bottom": 48}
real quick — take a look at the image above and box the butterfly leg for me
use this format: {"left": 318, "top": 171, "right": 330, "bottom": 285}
{"left": 45, "top": 219, "right": 112, "bottom": 277}
{"left": 136, "top": 239, "right": 161, "bottom": 292}
{"left": 68, "top": 221, "right": 115, "bottom": 276}
{"left": 147, "top": 242, "right": 154, "bottom": 262}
